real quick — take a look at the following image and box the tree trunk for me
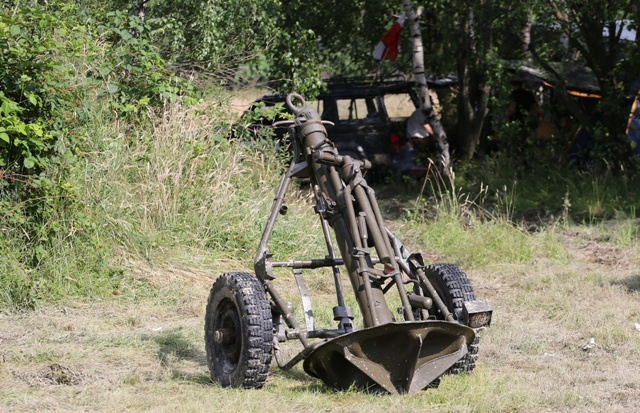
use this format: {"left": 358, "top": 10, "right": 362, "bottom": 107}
{"left": 522, "top": 20, "right": 531, "bottom": 57}
{"left": 454, "top": 4, "right": 492, "bottom": 161}
{"left": 401, "top": 0, "right": 451, "bottom": 177}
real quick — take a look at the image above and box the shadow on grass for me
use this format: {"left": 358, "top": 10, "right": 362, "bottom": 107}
{"left": 169, "top": 370, "right": 212, "bottom": 385}
{"left": 141, "top": 328, "right": 213, "bottom": 384}
{"left": 611, "top": 274, "right": 640, "bottom": 292}
{"left": 151, "top": 329, "right": 206, "bottom": 363}
{"left": 269, "top": 368, "right": 397, "bottom": 395}
{"left": 270, "top": 367, "right": 318, "bottom": 384}
{"left": 270, "top": 369, "right": 336, "bottom": 394}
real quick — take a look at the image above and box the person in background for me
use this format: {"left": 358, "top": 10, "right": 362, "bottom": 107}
{"left": 393, "top": 109, "right": 434, "bottom": 175}
{"left": 406, "top": 108, "right": 434, "bottom": 139}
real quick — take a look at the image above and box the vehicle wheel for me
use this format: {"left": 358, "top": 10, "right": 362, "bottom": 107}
{"left": 423, "top": 263, "right": 480, "bottom": 374}
{"left": 204, "top": 272, "right": 273, "bottom": 388}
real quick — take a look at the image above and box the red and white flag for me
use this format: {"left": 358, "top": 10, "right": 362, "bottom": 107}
{"left": 372, "top": 13, "right": 406, "bottom": 62}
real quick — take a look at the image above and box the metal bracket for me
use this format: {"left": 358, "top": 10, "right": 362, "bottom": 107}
{"left": 462, "top": 300, "right": 493, "bottom": 328}
{"left": 293, "top": 268, "right": 315, "bottom": 332}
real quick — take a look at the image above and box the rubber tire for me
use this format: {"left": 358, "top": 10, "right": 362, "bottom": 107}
{"left": 204, "top": 272, "right": 273, "bottom": 388}
{"left": 423, "top": 263, "right": 480, "bottom": 374}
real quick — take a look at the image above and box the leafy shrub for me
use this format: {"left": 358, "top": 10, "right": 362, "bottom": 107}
{"left": 0, "top": 2, "right": 199, "bottom": 309}
{"left": 0, "top": 8, "right": 75, "bottom": 175}
{"left": 93, "top": 10, "right": 198, "bottom": 114}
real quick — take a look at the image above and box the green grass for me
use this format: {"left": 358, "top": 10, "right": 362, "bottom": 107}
{"left": 0, "top": 97, "right": 325, "bottom": 310}
{"left": 3, "top": 86, "right": 639, "bottom": 310}
{"left": 1, "top": 89, "right": 640, "bottom": 412}
{"left": 456, "top": 151, "right": 640, "bottom": 223}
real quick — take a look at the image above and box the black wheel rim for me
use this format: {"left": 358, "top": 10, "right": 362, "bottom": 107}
{"left": 214, "top": 298, "right": 242, "bottom": 372}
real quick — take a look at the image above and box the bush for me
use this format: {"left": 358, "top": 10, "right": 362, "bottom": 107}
{"left": 0, "top": 2, "right": 199, "bottom": 310}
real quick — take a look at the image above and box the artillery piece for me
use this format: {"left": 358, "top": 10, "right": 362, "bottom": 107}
{"left": 204, "top": 93, "right": 492, "bottom": 394}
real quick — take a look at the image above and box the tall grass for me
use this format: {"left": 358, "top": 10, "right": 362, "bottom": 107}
{"left": 458, "top": 152, "right": 640, "bottom": 222}
{"left": 3, "top": 91, "right": 638, "bottom": 311}
{"left": 0, "top": 97, "right": 325, "bottom": 310}
{"left": 83, "top": 101, "right": 324, "bottom": 267}
{"left": 400, "top": 172, "right": 568, "bottom": 270}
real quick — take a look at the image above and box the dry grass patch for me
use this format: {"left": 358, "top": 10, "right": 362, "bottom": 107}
{"left": 1, "top": 223, "right": 639, "bottom": 412}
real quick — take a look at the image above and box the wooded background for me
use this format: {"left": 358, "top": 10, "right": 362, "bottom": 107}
{"left": 1, "top": 1, "right": 639, "bottom": 309}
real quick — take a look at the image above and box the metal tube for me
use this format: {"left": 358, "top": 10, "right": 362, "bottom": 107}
{"left": 270, "top": 256, "right": 381, "bottom": 269}
{"left": 414, "top": 266, "right": 455, "bottom": 322}
{"left": 367, "top": 185, "right": 397, "bottom": 261}
{"left": 254, "top": 165, "right": 293, "bottom": 279}
{"left": 341, "top": 180, "right": 392, "bottom": 327}
{"left": 363, "top": 186, "right": 414, "bottom": 321}
{"left": 351, "top": 181, "right": 415, "bottom": 322}
{"left": 313, "top": 160, "right": 393, "bottom": 327}
{"left": 263, "top": 279, "right": 310, "bottom": 348}
{"left": 271, "top": 258, "right": 344, "bottom": 268}
{"left": 353, "top": 185, "right": 391, "bottom": 262}
{"left": 318, "top": 203, "right": 347, "bottom": 308}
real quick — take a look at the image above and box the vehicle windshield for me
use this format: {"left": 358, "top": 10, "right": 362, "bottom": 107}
{"left": 383, "top": 92, "right": 417, "bottom": 119}
{"left": 335, "top": 97, "right": 381, "bottom": 125}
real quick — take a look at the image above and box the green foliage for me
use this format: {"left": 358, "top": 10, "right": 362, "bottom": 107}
{"left": 266, "top": 24, "right": 326, "bottom": 95}
{"left": 0, "top": 91, "right": 51, "bottom": 171}
{"left": 93, "top": 10, "right": 198, "bottom": 113}
{"left": 230, "top": 101, "right": 291, "bottom": 142}
{"left": 0, "top": 7, "right": 75, "bottom": 174}
{"left": 457, "top": 151, "right": 640, "bottom": 222}
{"left": 99, "top": 0, "right": 403, "bottom": 95}
{"left": 108, "top": 0, "right": 281, "bottom": 71}
{"left": 0, "top": 2, "right": 196, "bottom": 176}
{"left": 267, "top": 0, "right": 402, "bottom": 83}
{"left": 0, "top": 2, "right": 199, "bottom": 310}
{"left": 0, "top": 4, "right": 92, "bottom": 271}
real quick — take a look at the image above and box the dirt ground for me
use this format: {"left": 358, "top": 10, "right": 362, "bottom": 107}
{"left": 1, "top": 223, "right": 639, "bottom": 412}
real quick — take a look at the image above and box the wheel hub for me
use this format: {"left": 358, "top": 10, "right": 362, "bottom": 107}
{"left": 213, "top": 327, "right": 236, "bottom": 344}
{"left": 216, "top": 302, "right": 242, "bottom": 366}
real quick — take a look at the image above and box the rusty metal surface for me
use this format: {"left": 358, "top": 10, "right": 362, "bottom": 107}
{"left": 303, "top": 321, "right": 475, "bottom": 394}
{"left": 463, "top": 300, "right": 493, "bottom": 328}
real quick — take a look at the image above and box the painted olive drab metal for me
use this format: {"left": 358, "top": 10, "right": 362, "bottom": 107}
{"left": 211, "top": 93, "right": 491, "bottom": 394}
